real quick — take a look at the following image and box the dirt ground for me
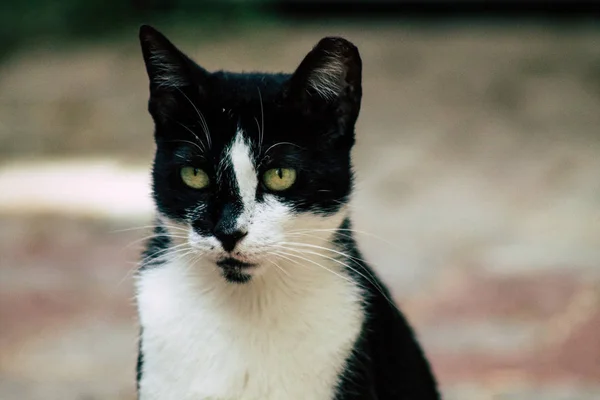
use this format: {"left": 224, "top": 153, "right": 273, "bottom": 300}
{"left": 1, "top": 23, "right": 599, "bottom": 399}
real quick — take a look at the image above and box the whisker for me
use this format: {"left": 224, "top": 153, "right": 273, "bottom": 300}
{"left": 175, "top": 121, "right": 206, "bottom": 153}
{"left": 179, "top": 248, "right": 208, "bottom": 278}
{"left": 165, "top": 139, "right": 206, "bottom": 154}
{"left": 254, "top": 116, "right": 262, "bottom": 152}
{"left": 137, "top": 241, "right": 191, "bottom": 267}
{"left": 109, "top": 224, "right": 189, "bottom": 234}
{"left": 280, "top": 239, "right": 395, "bottom": 294}
{"left": 175, "top": 87, "right": 211, "bottom": 148}
{"left": 259, "top": 142, "right": 306, "bottom": 168}
{"left": 263, "top": 142, "right": 305, "bottom": 156}
{"left": 118, "top": 243, "right": 193, "bottom": 288}
{"left": 287, "top": 228, "right": 398, "bottom": 249}
{"left": 169, "top": 248, "right": 200, "bottom": 266}
{"left": 272, "top": 250, "right": 354, "bottom": 285}
{"left": 266, "top": 256, "right": 291, "bottom": 278}
{"left": 124, "top": 233, "right": 188, "bottom": 249}
{"left": 139, "top": 241, "right": 187, "bottom": 260}
{"left": 280, "top": 241, "right": 368, "bottom": 264}
{"left": 257, "top": 87, "right": 265, "bottom": 150}
{"left": 275, "top": 244, "right": 400, "bottom": 312}
{"left": 137, "top": 243, "right": 187, "bottom": 268}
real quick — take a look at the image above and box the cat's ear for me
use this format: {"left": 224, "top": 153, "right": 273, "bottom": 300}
{"left": 288, "top": 36, "right": 362, "bottom": 115}
{"left": 139, "top": 25, "right": 207, "bottom": 122}
{"left": 139, "top": 25, "right": 196, "bottom": 90}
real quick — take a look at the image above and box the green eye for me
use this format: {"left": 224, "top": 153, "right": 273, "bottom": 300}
{"left": 263, "top": 168, "right": 297, "bottom": 191}
{"left": 180, "top": 167, "right": 210, "bottom": 189}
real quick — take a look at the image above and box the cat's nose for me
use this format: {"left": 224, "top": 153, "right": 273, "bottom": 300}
{"left": 214, "top": 228, "right": 248, "bottom": 252}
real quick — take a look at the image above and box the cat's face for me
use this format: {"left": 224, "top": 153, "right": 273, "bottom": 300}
{"left": 139, "top": 26, "right": 362, "bottom": 283}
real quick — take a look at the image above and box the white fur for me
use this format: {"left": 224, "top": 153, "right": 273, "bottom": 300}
{"left": 308, "top": 51, "right": 346, "bottom": 100}
{"left": 137, "top": 247, "right": 363, "bottom": 400}
{"left": 148, "top": 48, "right": 188, "bottom": 89}
{"left": 230, "top": 130, "right": 258, "bottom": 230}
{"left": 138, "top": 130, "right": 363, "bottom": 399}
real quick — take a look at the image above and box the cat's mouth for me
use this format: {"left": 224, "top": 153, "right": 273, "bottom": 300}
{"left": 215, "top": 257, "right": 257, "bottom": 284}
{"left": 216, "top": 257, "right": 256, "bottom": 270}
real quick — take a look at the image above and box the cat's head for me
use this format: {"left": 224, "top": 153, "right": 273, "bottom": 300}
{"left": 139, "top": 25, "right": 362, "bottom": 283}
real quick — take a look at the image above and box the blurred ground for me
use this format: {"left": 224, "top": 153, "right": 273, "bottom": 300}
{"left": 1, "top": 23, "right": 600, "bottom": 399}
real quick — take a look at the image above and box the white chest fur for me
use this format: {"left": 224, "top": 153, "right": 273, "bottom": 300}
{"left": 136, "top": 257, "right": 364, "bottom": 400}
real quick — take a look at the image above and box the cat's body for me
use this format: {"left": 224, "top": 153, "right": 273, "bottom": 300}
{"left": 136, "top": 26, "right": 440, "bottom": 400}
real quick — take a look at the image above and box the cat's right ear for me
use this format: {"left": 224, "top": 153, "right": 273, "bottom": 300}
{"left": 139, "top": 25, "right": 207, "bottom": 122}
{"left": 287, "top": 36, "right": 362, "bottom": 141}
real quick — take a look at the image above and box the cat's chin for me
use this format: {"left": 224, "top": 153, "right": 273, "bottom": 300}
{"left": 216, "top": 256, "right": 259, "bottom": 284}
{"left": 220, "top": 268, "right": 254, "bottom": 284}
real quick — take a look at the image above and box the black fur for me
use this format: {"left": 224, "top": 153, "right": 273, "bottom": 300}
{"left": 140, "top": 25, "right": 358, "bottom": 232}
{"left": 137, "top": 25, "right": 440, "bottom": 399}
{"left": 139, "top": 224, "right": 171, "bottom": 270}
{"left": 136, "top": 328, "right": 144, "bottom": 392}
{"left": 332, "top": 219, "right": 440, "bottom": 399}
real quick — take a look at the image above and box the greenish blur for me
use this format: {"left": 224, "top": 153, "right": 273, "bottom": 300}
{"left": 0, "top": 1, "right": 274, "bottom": 60}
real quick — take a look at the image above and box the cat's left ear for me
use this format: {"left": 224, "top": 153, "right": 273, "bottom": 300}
{"left": 288, "top": 36, "right": 362, "bottom": 124}
{"left": 139, "top": 25, "right": 208, "bottom": 122}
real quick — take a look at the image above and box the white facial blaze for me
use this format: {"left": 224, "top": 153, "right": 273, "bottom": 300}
{"left": 229, "top": 130, "right": 258, "bottom": 228}
{"left": 185, "top": 126, "right": 350, "bottom": 267}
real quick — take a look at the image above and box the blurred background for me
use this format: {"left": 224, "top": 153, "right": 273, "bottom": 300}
{"left": 1, "top": 1, "right": 599, "bottom": 399}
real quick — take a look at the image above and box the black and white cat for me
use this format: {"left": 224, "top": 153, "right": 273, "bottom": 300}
{"left": 135, "top": 25, "right": 440, "bottom": 400}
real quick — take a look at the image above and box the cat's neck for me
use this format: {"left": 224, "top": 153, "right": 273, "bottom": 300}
{"left": 135, "top": 219, "right": 366, "bottom": 400}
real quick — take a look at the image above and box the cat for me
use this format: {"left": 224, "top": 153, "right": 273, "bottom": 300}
{"left": 135, "top": 25, "right": 440, "bottom": 400}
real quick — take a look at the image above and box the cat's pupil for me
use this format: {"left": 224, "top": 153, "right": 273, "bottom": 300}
{"left": 276, "top": 168, "right": 283, "bottom": 179}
